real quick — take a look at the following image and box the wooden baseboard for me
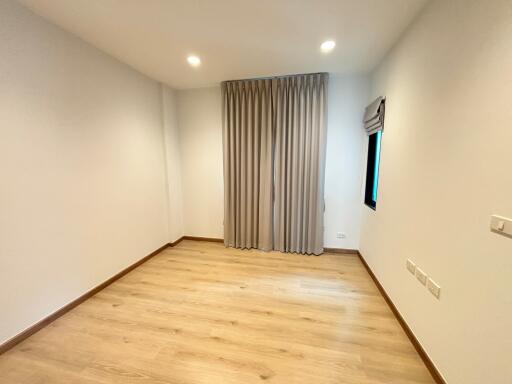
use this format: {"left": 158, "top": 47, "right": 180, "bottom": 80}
{"left": 357, "top": 251, "right": 446, "bottom": 384}
{"left": 169, "top": 236, "right": 184, "bottom": 247}
{"left": 0, "top": 243, "right": 170, "bottom": 355}
{"left": 178, "top": 239, "right": 355, "bottom": 254}
{"left": 181, "top": 236, "right": 224, "bottom": 243}
{"left": 323, "top": 247, "right": 359, "bottom": 255}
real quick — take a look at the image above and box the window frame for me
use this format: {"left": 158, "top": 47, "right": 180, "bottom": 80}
{"left": 364, "top": 131, "right": 382, "bottom": 210}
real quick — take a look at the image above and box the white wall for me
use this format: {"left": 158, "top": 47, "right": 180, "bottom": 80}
{"left": 324, "top": 75, "right": 368, "bottom": 249}
{"left": 0, "top": 0, "right": 172, "bottom": 344}
{"left": 161, "top": 85, "right": 185, "bottom": 242}
{"left": 360, "top": 0, "right": 512, "bottom": 383}
{"left": 177, "top": 87, "right": 224, "bottom": 238}
{"left": 175, "top": 76, "right": 369, "bottom": 247}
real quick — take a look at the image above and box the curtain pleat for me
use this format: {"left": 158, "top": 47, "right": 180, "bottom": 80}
{"left": 222, "top": 73, "right": 328, "bottom": 255}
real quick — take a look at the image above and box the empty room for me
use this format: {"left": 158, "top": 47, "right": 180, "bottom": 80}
{"left": 1, "top": 0, "right": 511, "bottom": 383}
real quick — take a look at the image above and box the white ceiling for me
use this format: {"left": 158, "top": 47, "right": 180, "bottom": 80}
{"left": 18, "top": 0, "right": 428, "bottom": 89}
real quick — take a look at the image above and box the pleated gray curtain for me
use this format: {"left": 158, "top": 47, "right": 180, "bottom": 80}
{"left": 222, "top": 73, "right": 328, "bottom": 255}
{"left": 222, "top": 79, "right": 274, "bottom": 251}
{"left": 273, "top": 73, "right": 328, "bottom": 255}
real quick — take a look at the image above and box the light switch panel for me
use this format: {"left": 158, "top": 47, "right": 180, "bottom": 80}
{"left": 490, "top": 215, "right": 512, "bottom": 238}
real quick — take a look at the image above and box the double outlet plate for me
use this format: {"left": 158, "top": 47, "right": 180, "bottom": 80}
{"left": 406, "top": 259, "right": 441, "bottom": 299}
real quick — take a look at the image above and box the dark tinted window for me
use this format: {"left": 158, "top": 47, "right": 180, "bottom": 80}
{"left": 364, "top": 131, "right": 382, "bottom": 209}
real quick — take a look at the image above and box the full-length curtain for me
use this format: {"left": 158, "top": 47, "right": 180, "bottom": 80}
{"left": 273, "top": 73, "right": 328, "bottom": 255}
{"left": 222, "top": 79, "right": 274, "bottom": 250}
{"left": 222, "top": 73, "right": 328, "bottom": 255}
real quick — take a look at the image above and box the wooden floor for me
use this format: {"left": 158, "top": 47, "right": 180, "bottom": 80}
{"left": 0, "top": 240, "right": 434, "bottom": 384}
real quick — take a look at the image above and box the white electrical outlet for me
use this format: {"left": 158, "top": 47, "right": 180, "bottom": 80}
{"left": 406, "top": 259, "right": 416, "bottom": 275}
{"left": 427, "top": 278, "right": 441, "bottom": 299}
{"left": 415, "top": 267, "right": 428, "bottom": 285}
{"left": 336, "top": 232, "right": 346, "bottom": 239}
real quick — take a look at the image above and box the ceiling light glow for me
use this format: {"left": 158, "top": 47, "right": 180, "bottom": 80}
{"left": 187, "top": 55, "right": 201, "bottom": 67}
{"left": 320, "top": 40, "right": 336, "bottom": 53}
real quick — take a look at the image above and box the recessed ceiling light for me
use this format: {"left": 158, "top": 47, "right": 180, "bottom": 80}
{"left": 320, "top": 40, "right": 336, "bottom": 53}
{"left": 187, "top": 55, "right": 201, "bottom": 67}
